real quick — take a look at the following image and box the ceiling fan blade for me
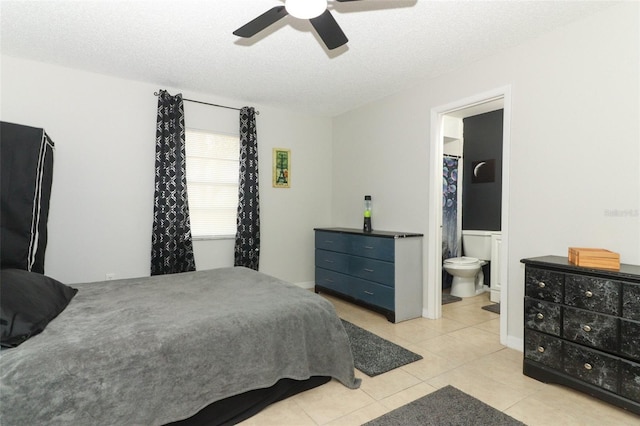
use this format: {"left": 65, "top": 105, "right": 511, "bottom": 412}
{"left": 233, "top": 6, "right": 288, "bottom": 38}
{"left": 310, "top": 10, "right": 348, "bottom": 50}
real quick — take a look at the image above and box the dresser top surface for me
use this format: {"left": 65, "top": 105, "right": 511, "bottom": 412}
{"left": 314, "top": 227, "right": 423, "bottom": 239}
{"left": 521, "top": 255, "right": 640, "bottom": 281}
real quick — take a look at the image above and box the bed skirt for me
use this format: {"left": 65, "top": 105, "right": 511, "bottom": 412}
{"left": 167, "top": 376, "right": 331, "bottom": 426}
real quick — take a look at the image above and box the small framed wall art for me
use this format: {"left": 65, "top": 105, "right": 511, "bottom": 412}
{"left": 272, "top": 148, "right": 291, "bottom": 188}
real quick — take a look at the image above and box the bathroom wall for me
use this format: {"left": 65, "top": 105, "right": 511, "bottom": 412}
{"left": 462, "top": 110, "right": 504, "bottom": 231}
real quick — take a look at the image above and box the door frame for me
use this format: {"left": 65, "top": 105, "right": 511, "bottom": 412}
{"left": 425, "top": 85, "right": 512, "bottom": 347}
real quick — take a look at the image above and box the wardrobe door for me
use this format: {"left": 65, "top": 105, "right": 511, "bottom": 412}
{"left": 1, "top": 121, "right": 54, "bottom": 273}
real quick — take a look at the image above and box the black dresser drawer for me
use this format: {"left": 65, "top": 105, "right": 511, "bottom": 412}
{"left": 525, "top": 297, "right": 561, "bottom": 336}
{"left": 525, "top": 267, "right": 564, "bottom": 302}
{"left": 620, "top": 360, "right": 640, "bottom": 403}
{"left": 565, "top": 274, "right": 621, "bottom": 316}
{"left": 623, "top": 283, "right": 640, "bottom": 321}
{"left": 524, "top": 330, "right": 563, "bottom": 370}
{"left": 620, "top": 319, "right": 640, "bottom": 361}
{"left": 563, "top": 307, "right": 618, "bottom": 351}
{"left": 563, "top": 343, "right": 619, "bottom": 393}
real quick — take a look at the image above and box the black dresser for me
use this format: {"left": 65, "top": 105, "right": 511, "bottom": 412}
{"left": 521, "top": 256, "right": 640, "bottom": 415}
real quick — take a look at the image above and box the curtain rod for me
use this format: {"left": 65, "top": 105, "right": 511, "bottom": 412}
{"left": 444, "top": 153, "right": 461, "bottom": 159}
{"left": 153, "top": 92, "right": 259, "bottom": 115}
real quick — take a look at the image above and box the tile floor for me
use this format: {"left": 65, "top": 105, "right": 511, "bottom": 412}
{"left": 240, "top": 292, "right": 640, "bottom": 425}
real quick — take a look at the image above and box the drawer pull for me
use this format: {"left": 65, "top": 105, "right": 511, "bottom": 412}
{"left": 324, "top": 278, "right": 334, "bottom": 283}
{"left": 324, "top": 240, "right": 333, "bottom": 244}
{"left": 364, "top": 268, "right": 374, "bottom": 273}
{"left": 584, "top": 363, "right": 593, "bottom": 370}
{"left": 364, "top": 290, "right": 374, "bottom": 295}
{"left": 323, "top": 259, "right": 335, "bottom": 263}
{"left": 538, "top": 281, "right": 546, "bottom": 288}
{"left": 363, "top": 246, "right": 374, "bottom": 249}
{"left": 536, "top": 313, "right": 544, "bottom": 320}
{"left": 537, "top": 346, "right": 545, "bottom": 353}
{"left": 585, "top": 290, "right": 593, "bottom": 298}
{"left": 582, "top": 325, "right": 592, "bottom": 332}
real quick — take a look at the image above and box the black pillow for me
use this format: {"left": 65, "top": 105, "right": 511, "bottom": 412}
{"left": 1, "top": 269, "right": 78, "bottom": 348}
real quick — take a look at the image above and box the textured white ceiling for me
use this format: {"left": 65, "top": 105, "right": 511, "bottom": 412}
{"left": 0, "top": 0, "right": 619, "bottom": 116}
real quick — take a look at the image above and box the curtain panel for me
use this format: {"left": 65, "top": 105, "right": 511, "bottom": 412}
{"left": 151, "top": 90, "right": 196, "bottom": 275}
{"left": 234, "top": 107, "right": 260, "bottom": 270}
{"left": 442, "top": 156, "right": 459, "bottom": 288}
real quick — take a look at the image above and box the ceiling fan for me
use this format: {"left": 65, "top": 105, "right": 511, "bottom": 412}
{"left": 233, "top": 0, "right": 362, "bottom": 50}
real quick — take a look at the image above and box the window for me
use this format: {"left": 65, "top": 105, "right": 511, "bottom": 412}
{"left": 185, "top": 128, "right": 239, "bottom": 238}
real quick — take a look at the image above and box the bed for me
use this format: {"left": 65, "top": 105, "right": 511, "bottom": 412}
{"left": 0, "top": 266, "right": 360, "bottom": 425}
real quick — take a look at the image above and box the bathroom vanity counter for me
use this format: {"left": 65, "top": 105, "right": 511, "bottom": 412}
{"left": 521, "top": 255, "right": 640, "bottom": 415}
{"left": 314, "top": 227, "right": 423, "bottom": 322}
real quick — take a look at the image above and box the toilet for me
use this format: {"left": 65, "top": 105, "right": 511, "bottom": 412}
{"left": 443, "top": 230, "right": 492, "bottom": 298}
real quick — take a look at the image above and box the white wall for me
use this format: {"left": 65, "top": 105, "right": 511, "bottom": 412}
{"left": 1, "top": 56, "right": 333, "bottom": 285}
{"left": 332, "top": 3, "right": 640, "bottom": 343}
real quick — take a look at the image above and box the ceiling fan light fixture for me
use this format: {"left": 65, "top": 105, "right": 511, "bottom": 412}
{"left": 285, "top": 0, "right": 327, "bottom": 19}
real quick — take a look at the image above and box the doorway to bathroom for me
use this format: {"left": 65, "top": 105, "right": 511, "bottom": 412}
{"left": 426, "top": 86, "right": 511, "bottom": 347}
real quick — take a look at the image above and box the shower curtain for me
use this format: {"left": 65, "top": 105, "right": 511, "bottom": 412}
{"left": 442, "top": 156, "right": 459, "bottom": 288}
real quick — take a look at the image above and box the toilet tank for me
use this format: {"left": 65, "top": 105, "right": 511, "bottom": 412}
{"left": 462, "top": 230, "right": 493, "bottom": 260}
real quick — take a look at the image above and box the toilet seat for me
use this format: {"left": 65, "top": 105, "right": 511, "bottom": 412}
{"left": 444, "top": 256, "right": 479, "bottom": 265}
{"left": 444, "top": 257, "right": 488, "bottom": 267}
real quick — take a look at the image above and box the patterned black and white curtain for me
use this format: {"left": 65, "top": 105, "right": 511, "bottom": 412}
{"left": 151, "top": 90, "right": 196, "bottom": 275}
{"left": 234, "top": 107, "right": 260, "bottom": 270}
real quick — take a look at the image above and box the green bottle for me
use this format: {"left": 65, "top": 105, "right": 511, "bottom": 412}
{"left": 363, "top": 195, "right": 372, "bottom": 232}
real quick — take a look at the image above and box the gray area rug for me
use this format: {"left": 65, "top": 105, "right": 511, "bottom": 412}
{"left": 341, "top": 319, "right": 423, "bottom": 377}
{"left": 482, "top": 303, "right": 500, "bottom": 314}
{"left": 364, "top": 385, "right": 526, "bottom": 426}
{"left": 442, "top": 293, "right": 462, "bottom": 305}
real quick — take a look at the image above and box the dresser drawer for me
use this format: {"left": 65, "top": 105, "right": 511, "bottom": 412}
{"left": 352, "top": 279, "right": 394, "bottom": 311}
{"left": 315, "top": 231, "right": 348, "bottom": 253}
{"left": 620, "top": 360, "right": 640, "bottom": 403}
{"left": 524, "top": 330, "right": 563, "bottom": 370}
{"left": 563, "top": 307, "right": 618, "bottom": 351}
{"left": 563, "top": 343, "right": 619, "bottom": 393}
{"left": 525, "top": 297, "right": 561, "bottom": 336}
{"left": 525, "top": 267, "right": 564, "bottom": 303}
{"left": 315, "top": 268, "right": 351, "bottom": 296}
{"left": 348, "top": 256, "right": 394, "bottom": 287}
{"left": 565, "top": 274, "right": 621, "bottom": 316}
{"left": 348, "top": 235, "right": 394, "bottom": 262}
{"left": 621, "top": 319, "right": 640, "bottom": 361}
{"left": 315, "top": 249, "right": 349, "bottom": 274}
{"left": 623, "top": 283, "right": 640, "bottom": 321}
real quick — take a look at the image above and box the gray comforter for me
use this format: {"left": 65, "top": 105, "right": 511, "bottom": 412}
{"left": 0, "top": 267, "right": 360, "bottom": 425}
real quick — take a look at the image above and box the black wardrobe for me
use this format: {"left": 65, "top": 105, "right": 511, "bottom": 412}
{"left": 1, "top": 121, "right": 54, "bottom": 274}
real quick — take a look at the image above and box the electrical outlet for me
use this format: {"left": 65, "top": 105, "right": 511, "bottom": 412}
{"left": 105, "top": 273, "right": 116, "bottom": 281}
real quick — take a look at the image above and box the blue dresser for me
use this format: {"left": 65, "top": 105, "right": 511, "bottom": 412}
{"left": 314, "top": 227, "right": 423, "bottom": 323}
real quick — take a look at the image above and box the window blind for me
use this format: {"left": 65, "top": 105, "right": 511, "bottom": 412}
{"left": 185, "top": 129, "right": 239, "bottom": 238}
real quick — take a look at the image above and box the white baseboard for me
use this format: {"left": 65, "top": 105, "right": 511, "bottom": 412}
{"left": 296, "top": 281, "right": 315, "bottom": 290}
{"left": 422, "top": 307, "right": 437, "bottom": 319}
{"left": 505, "top": 335, "right": 524, "bottom": 352}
